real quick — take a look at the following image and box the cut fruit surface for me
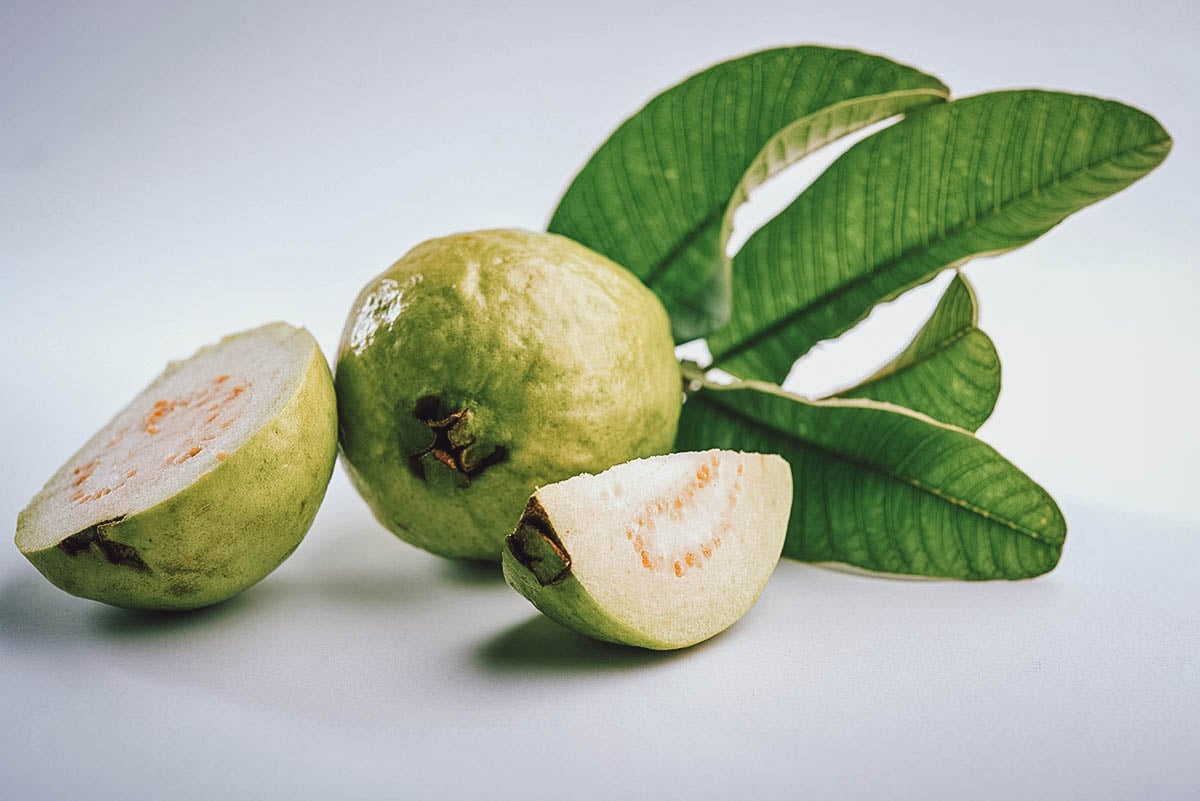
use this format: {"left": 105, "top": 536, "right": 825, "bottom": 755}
{"left": 15, "top": 322, "right": 338, "bottom": 610}
{"left": 502, "top": 450, "right": 792, "bottom": 649}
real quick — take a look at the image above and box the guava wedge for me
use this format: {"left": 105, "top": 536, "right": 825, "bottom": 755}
{"left": 502, "top": 449, "right": 792, "bottom": 649}
{"left": 336, "top": 229, "right": 682, "bottom": 561}
{"left": 15, "top": 322, "right": 338, "bottom": 610}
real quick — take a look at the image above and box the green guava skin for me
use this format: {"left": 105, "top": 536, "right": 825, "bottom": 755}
{"left": 16, "top": 334, "right": 338, "bottom": 610}
{"left": 335, "top": 229, "right": 682, "bottom": 561}
{"left": 501, "top": 548, "right": 661, "bottom": 648}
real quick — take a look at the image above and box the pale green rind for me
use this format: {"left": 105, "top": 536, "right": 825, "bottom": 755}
{"left": 549, "top": 46, "right": 948, "bottom": 341}
{"left": 676, "top": 381, "right": 1065, "bottom": 580}
{"left": 18, "top": 335, "right": 338, "bottom": 610}
{"left": 501, "top": 549, "right": 666, "bottom": 649}
{"left": 336, "top": 230, "right": 682, "bottom": 561}
{"left": 502, "top": 450, "right": 792, "bottom": 649}
{"left": 709, "top": 90, "right": 1173, "bottom": 381}
{"left": 834, "top": 272, "right": 1000, "bottom": 431}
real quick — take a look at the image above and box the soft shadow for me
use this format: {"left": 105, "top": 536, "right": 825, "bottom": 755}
{"left": 301, "top": 570, "right": 435, "bottom": 606}
{"left": 0, "top": 570, "right": 265, "bottom": 645}
{"left": 476, "top": 615, "right": 688, "bottom": 674}
{"left": 265, "top": 521, "right": 447, "bottom": 606}
{"left": 0, "top": 572, "right": 91, "bottom": 646}
{"left": 91, "top": 589, "right": 257, "bottom": 639}
{"left": 440, "top": 558, "right": 505, "bottom": 586}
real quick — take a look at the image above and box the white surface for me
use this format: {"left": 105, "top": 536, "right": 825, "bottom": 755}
{"left": 2, "top": 481, "right": 1197, "bottom": 800}
{"left": 2, "top": 2, "right": 1198, "bottom": 799}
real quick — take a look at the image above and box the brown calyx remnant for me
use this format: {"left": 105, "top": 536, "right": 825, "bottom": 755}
{"left": 58, "top": 516, "right": 149, "bottom": 572}
{"left": 406, "top": 396, "right": 507, "bottom": 485}
{"left": 506, "top": 497, "right": 571, "bottom": 587}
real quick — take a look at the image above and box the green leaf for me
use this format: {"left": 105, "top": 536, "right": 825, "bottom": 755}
{"left": 549, "top": 46, "right": 949, "bottom": 341}
{"left": 708, "top": 90, "right": 1173, "bottom": 381}
{"left": 833, "top": 272, "right": 1000, "bottom": 431}
{"left": 676, "top": 378, "right": 1065, "bottom": 580}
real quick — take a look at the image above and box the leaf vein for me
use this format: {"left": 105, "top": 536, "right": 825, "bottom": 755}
{"left": 712, "top": 133, "right": 1171, "bottom": 369}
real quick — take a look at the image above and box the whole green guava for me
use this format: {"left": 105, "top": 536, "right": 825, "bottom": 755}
{"left": 335, "top": 229, "right": 682, "bottom": 560}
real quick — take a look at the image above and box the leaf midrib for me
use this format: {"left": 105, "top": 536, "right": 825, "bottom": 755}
{"left": 710, "top": 135, "right": 1171, "bottom": 368}
{"left": 644, "top": 206, "right": 725, "bottom": 288}
{"left": 641, "top": 88, "right": 949, "bottom": 289}
{"left": 694, "top": 388, "right": 1062, "bottom": 546}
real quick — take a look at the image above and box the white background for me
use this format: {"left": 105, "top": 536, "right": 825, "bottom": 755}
{"left": 2, "top": 2, "right": 1197, "bottom": 799}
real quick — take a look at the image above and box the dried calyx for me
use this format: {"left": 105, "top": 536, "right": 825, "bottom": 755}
{"left": 506, "top": 497, "right": 571, "bottom": 586}
{"left": 407, "top": 396, "right": 508, "bottom": 484}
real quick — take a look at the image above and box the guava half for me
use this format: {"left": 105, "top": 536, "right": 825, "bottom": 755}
{"left": 335, "top": 229, "right": 682, "bottom": 561}
{"left": 14, "top": 322, "right": 338, "bottom": 610}
{"left": 502, "top": 449, "right": 792, "bottom": 649}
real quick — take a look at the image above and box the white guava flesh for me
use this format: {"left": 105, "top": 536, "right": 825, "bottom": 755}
{"left": 15, "top": 322, "right": 337, "bottom": 610}
{"left": 502, "top": 450, "right": 792, "bottom": 649}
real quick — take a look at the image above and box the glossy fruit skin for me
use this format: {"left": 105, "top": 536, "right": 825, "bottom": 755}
{"left": 335, "top": 229, "right": 682, "bottom": 561}
{"left": 16, "top": 328, "right": 338, "bottom": 610}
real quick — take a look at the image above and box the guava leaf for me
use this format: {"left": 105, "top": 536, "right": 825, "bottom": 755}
{"left": 832, "top": 272, "right": 1000, "bottom": 431}
{"left": 548, "top": 46, "right": 949, "bottom": 341}
{"left": 708, "top": 90, "right": 1173, "bottom": 381}
{"left": 675, "top": 378, "right": 1065, "bottom": 580}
